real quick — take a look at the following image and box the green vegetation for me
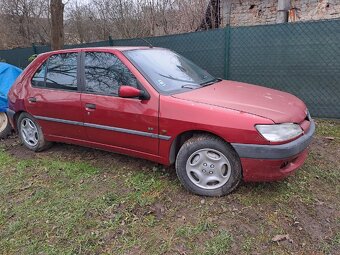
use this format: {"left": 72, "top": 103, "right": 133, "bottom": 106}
{"left": 0, "top": 120, "right": 339, "bottom": 254}
{"left": 315, "top": 119, "right": 340, "bottom": 138}
{"left": 176, "top": 221, "right": 217, "bottom": 239}
{"left": 203, "top": 230, "right": 233, "bottom": 255}
{"left": 28, "top": 54, "right": 37, "bottom": 63}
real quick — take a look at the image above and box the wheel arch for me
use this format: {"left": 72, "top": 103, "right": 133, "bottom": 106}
{"left": 169, "top": 130, "right": 232, "bottom": 165}
{"left": 13, "top": 111, "right": 25, "bottom": 131}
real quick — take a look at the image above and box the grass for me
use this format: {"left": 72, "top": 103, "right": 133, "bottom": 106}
{"left": 0, "top": 157, "right": 103, "bottom": 254}
{"left": 0, "top": 119, "right": 339, "bottom": 254}
{"left": 241, "top": 236, "right": 255, "bottom": 254}
{"left": 314, "top": 119, "right": 340, "bottom": 138}
{"left": 176, "top": 221, "right": 217, "bottom": 239}
{"left": 0, "top": 151, "right": 176, "bottom": 254}
{"left": 203, "top": 230, "right": 233, "bottom": 255}
{"left": 125, "top": 172, "right": 167, "bottom": 206}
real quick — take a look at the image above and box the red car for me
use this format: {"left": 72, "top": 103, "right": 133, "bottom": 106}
{"left": 7, "top": 47, "right": 315, "bottom": 196}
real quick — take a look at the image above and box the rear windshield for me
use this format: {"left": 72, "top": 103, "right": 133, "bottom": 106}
{"left": 124, "top": 49, "right": 216, "bottom": 94}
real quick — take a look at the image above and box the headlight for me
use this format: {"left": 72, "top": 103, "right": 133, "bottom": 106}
{"left": 255, "top": 123, "right": 303, "bottom": 142}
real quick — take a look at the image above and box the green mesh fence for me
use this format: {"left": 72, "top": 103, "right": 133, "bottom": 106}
{"left": 113, "top": 29, "right": 227, "bottom": 78}
{"left": 0, "top": 19, "right": 339, "bottom": 118}
{"left": 0, "top": 47, "right": 35, "bottom": 68}
{"left": 228, "top": 20, "right": 340, "bottom": 119}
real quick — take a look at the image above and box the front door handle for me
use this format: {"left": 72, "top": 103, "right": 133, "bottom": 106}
{"left": 28, "top": 97, "right": 37, "bottom": 103}
{"left": 85, "top": 103, "right": 96, "bottom": 110}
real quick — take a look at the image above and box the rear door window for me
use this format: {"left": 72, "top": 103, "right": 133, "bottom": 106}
{"left": 31, "top": 53, "right": 79, "bottom": 91}
{"left": 45, "top": 53, "right": 78, "bottom": 91}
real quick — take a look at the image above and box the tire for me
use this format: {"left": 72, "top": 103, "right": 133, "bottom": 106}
{"left": 175, "top": 135, "right": 242, "bottom": 197}
{"left": 17, "top": 112, "right": 52, "bottom": 152}
{"left": 0, "top": 112, "right": 11, "bottom": 139}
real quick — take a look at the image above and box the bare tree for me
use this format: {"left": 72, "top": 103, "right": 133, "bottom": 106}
{"left": 0, "top": 0, "right": 210, "bottom": 49}
{"left": 50, "top": 0, "right": 64, "bottom": 50}
{"left": 0, "top": 0, "right": 50, "bottom": 49}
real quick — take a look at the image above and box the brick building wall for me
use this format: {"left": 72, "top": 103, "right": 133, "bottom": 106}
{"left": 221, "top": 0, "right": 340, "bottom": 26}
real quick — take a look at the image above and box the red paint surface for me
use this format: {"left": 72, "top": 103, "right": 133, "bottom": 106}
{"left": 8, "top": 47, "right": 312, "bottom": 182}
{"left": 173, "top": 80, "right": 307, "bottom": 124}
{"left": 119, "top": 86, "right": 143, "bottom": 98}
{"left": 241, "top": 149, "right": 309, "bottom": 182}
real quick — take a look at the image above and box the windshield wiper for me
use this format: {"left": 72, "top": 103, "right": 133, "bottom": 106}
{"left": 200, "top": 78, "right": 222, "bottom": 87}
{"left": 181, "top": 84, "right": 201, "bottom": 89}
{"left": 159, "top": 73, "right": 198, "bottom": 84}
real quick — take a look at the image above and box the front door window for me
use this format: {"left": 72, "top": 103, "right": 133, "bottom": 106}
{"left": 84, "top": 52, "right": 138, "bottom": 96}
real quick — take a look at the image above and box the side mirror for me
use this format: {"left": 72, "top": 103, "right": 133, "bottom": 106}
{"left": 119, "top": 86, "right": 150, "bottom": 100}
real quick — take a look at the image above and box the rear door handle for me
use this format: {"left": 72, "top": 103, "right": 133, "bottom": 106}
{"left": 28, "top": 97, "right": 37, "bottom": 103}
{"left": 85, "top": 103, "right": 96, "bottom": 110}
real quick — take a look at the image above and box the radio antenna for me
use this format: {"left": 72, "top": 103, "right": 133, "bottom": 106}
{"left": 140, "top": 38, "right": 153, "bottom": 48}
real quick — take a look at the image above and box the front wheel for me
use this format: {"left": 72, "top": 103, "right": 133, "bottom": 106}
{"left": 17, "top": 113, "right": 52, "bottom": 152}
{"left": 0, "top": 112, "right": 11, "bottom": 139}
{"left": 175, "top": 135, "right": 242, "bottom": 197}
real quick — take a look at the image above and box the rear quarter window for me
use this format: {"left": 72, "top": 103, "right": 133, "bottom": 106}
{"left": 31, "top": 62, "right": 47, "bottom": 87}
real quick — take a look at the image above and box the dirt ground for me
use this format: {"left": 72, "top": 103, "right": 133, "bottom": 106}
{"left": 0, "top": 119, "right": 339, "bottom": 255}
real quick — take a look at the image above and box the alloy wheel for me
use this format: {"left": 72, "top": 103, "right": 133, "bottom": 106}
{"left": 21, "top": 118, "right": 39, "bottom": 147}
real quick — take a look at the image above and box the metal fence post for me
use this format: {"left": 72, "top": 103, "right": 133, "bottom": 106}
{"left": 224, "top": 25, "right": 231, "bottom": 80}
{"left": 108, "top": 36, "right": 114, "bottom": 46}
{"left": 32, "top": 43, "right": 37, "bottom": 54}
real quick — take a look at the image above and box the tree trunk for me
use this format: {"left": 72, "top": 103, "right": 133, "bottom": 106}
{"left": 50, "top": 0, "right": 64, "bottom": 50}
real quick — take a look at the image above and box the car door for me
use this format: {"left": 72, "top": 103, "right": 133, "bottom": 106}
{"left": 25, "top": 52, "right": 86, "bottom": 140}
{"left": 80, "top": 51, "right": 159, "bottom": 155}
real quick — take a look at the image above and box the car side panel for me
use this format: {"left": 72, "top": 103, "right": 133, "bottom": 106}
{"left": 25, "top": 88, "right": 85, "bottom": 139}
{"left": 15, "top": 51, "right": 86, "bottom": 140}
{"left": 43, "top": 134, "right": 165, "bottom": 164}
{"left": 81, "top": 93, "right": 160, "bottom": 155}
{"left": 158, "top": 95, "right": 274, "bottom": 164}
{"left": 79, "top": 49, "right": 162, "bottom": 155}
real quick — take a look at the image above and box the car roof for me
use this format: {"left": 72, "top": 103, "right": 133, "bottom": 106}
{"left": 38, "top": 46, "right": 157, "bottom": 57}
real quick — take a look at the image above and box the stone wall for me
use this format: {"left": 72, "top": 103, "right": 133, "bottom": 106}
{"left": 221, "top": 0, "right": 340, "bottom": 26}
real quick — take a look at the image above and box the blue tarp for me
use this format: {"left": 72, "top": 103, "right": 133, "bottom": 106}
{"left": 0, "top": 63, "right": 22, "bottom": 112}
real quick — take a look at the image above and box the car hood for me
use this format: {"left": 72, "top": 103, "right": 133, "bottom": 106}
{"left": 172, "top": 80, "right": 307, "bottom": 123}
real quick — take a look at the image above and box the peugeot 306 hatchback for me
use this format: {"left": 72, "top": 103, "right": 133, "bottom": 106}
{"left": 7, "top": 47, "right": 315, "bottom": 196}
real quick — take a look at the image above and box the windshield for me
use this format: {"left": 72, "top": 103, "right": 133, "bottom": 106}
{"left": 124, "top": 48, "right": 217, "bottom": 94}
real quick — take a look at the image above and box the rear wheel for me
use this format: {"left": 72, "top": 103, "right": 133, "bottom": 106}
{"left": 175, "top": 135, "right": 242, "bottom": 197}
{"left": 0, "top": 112, "right": 11, "bottom": 139}
{"left": 17, "top": 113, "right": 52, "bottom": 152}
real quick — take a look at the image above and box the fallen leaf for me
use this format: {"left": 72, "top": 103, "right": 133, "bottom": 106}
{"left": 19, "top": 182, "right": 33, "bottom": 191}
{"left": 150, "top": 203, "right": 166, "bottom": 220}
{"left": 314, "top": 199, "right": 325, "bottom": 205}
{"left": 272, "top": 234, "right": 291, "bottom": 242}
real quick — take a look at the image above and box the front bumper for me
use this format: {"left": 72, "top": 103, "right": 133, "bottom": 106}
{"left": 240, "top": 149, "right": 309, "bottom": 181}
{"left": 232, "top": 120, "right": 315, "bottom": 159}
{"left": 232, "top": 120, "right": 315, "bottom": 181}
